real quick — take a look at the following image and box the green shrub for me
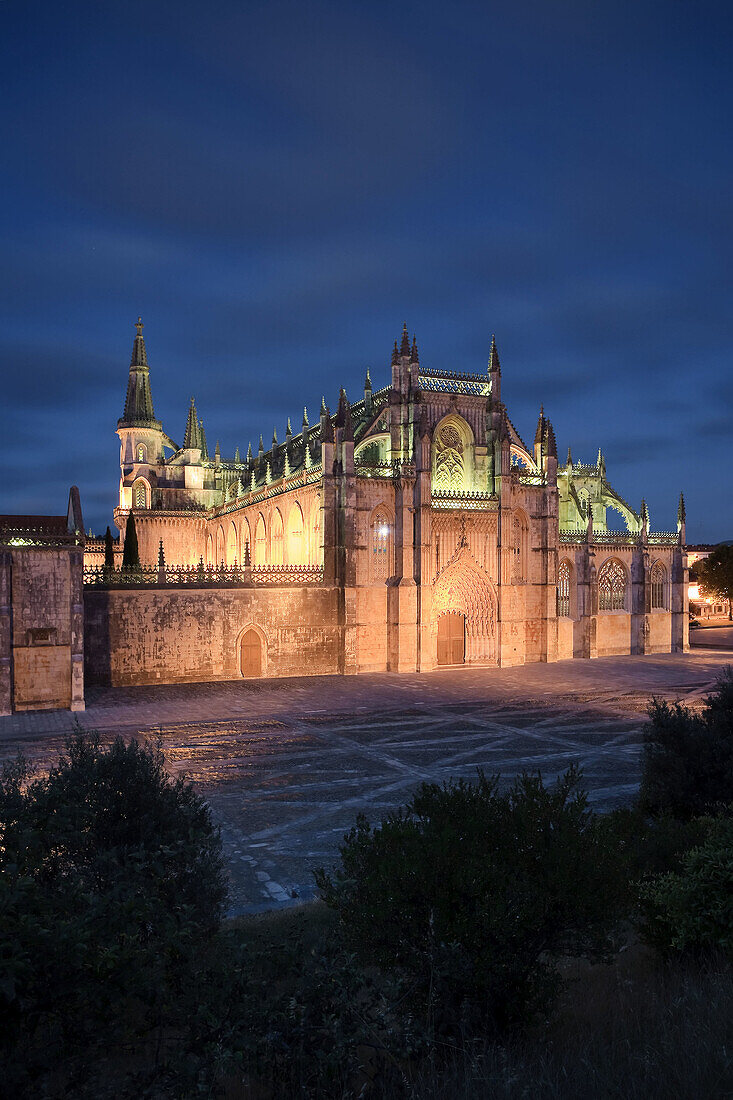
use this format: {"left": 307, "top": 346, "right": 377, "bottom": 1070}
{"left": 639, "top": 816, "right": 733, "bottom": 956}
{"left": 316, "top": 767, "right": 628, "bottom": 1037}
{"left": 0, "top": 730, "right": 227, "bottom": 1096}
{"left": 640, "top": 670, "right": 733, "bottom": 819}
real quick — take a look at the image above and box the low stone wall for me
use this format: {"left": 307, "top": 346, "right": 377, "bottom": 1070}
{"left": 84, "top": 585, "right": 342, "bottom": 687}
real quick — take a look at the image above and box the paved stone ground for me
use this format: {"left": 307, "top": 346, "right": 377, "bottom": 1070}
{"left": 690, "top": 624, "right": 733, "bottom": 650}
{"left": 2, "top": 651, "right": 731, "bottom": 915}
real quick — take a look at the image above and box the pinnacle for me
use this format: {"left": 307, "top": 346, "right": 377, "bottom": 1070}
{"left": 391, "top": 341, "right": 399, "bottom": 365}
{"left": 410, "top": 335, "right": 419, "bottom": 363}
{"left": 488, "top": 334, "right": 501, "bottom": 374}
{"left": 365, "top": 367, "right": 371, "bottom": 387}
{"left": 121, "top": 316, "right": 157, "bottom": 424}
{"left": 400, "top": 322, "right": 410, "bottom": 356}
{"left": 302, "top": 406, "right": 309, "bottom": 428}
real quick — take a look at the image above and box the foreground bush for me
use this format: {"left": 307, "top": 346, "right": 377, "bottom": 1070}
{"left": 639, "top": 815, "right": 733, "bottom": 956}
{"left": 0, "top": 731, "right": 227, "bottom": 1096}
{"left": 640, "top": 670, "right": 733, "bottom": 818}
{"left": 316, "top": 767, "right": 627, "bottom": 1036}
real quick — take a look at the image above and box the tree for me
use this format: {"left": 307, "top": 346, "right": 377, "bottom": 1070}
{"left": 0, "top": 731, "right": 227, "bottom": 1095}
{"left": 698, "top": 545, "right": 733, "bottom": 619}
{"left": 640, "top": 670, "right": 733, "bottom": 818}
{"left": 316, "top": 767, "right": 628, "bottom": 1035}
{"left": 121, "top": 511, "right": 140, "bottom": 570}
{"left": 103, "top": 524, "right": 115, "bottom": 572}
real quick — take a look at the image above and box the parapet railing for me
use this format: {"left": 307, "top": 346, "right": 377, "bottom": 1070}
{"left": 0, "top": 528, "right": 85, "bottom": 548}
{"left": 83, "top": 563, "right": 324, "bottom": 588}
{"left": 417, "top": 369, "right": 491, "bottom": 397}
{"left": 559, "top": 530, "right": 680, "bottom": 546}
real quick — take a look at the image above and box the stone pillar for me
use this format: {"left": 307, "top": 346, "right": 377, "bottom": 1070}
{"left": 387, "top": 473, "right": 418, "bottom": 672}
{"left": 0, "top": 551, "right": 12, "bottom": 716}
{"left": 69, "top": 548, "right": 85, "bottom": 711}
{"left": 414, "top": 416, "right": 432, "bottom": 671}
{"left": 630, "top": 545, "right": 649, "bottom": 655}
{"left": 671, "top": 544, "right": 689, "bottom": 652}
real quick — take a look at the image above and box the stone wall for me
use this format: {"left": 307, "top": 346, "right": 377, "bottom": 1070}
{"left": 84, "top": 584, "right": 341, "bottom": 687}
{"left": 0, "top": 547, "right": 85, "bottom": 714}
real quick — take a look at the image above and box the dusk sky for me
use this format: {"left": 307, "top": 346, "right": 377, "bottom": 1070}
{"left": 2, "top": 0, "right": 732, "bottom": 541}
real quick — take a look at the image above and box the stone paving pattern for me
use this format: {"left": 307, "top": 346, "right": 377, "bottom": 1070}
{"left": 2, "top": 652, "right": 731, "bottom": 915}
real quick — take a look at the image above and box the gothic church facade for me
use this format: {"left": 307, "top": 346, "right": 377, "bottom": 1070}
{"left": 83, "top": 320, "right": 688, "bottom": 686}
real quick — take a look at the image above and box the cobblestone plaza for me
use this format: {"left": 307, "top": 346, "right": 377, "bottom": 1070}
{"left": 2, "top": 651, "right": 730, "bottom": 914}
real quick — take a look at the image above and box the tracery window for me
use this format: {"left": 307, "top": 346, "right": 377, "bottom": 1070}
{"left": 434, "top": 423, "right": 465, "bottom": 492}
{"left": 137, "top": 444, "right": 146, "bottom": 463}
{"left": 651, "top": 561, "right": 666, "bottom": 609}
{"left": 133, "top": 479, "right": 147, "bottom": 509}
{"left": 598, "top": 559, "right": 627, "bottom": 611}
{"left": 511, "top": 511, "right": 528, "bottom": 583}
{"left": 557, "top": 560, "right": 571, "bottom": 617}
{"left": 371, "top": 509, "right": 392, "bottom": 582}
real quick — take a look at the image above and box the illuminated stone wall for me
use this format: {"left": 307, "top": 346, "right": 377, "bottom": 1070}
{"left": 84, "top": 584, "right": 341, "bottom": 687}
{"left": 0, "top": 547, "right": 85, "bottom": 714}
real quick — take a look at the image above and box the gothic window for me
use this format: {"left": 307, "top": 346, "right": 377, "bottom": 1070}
{"left": 371, "top": 508, "right": 392, "bottom": 582}
{"left": 133, "top": 479, "right": 147, "bottom": 509}
{"left": 557, "top": 560, "right": 571, "bottom": 617}
{"left": 651, "top": 561, "right": 667, "bottom": 609}
{"left": 286, "top": 502, "right": 304, "bottom": 564}
{"left": 137, "top": 444, "right": 146, "bottom": 463}
{"left": 598, "top": 559, "right": 627, "bottom": 611}
{"left": 511, "top": 510, "right": 528, "bottom": 582}
{"left": 434, "top": 422, "right": 465, "bottom": 492}
{"left": 271, "top": 509, "right": 284, "bottom": 566}
{"left": 254, "top": 514, "right": 266, "bottom": 565}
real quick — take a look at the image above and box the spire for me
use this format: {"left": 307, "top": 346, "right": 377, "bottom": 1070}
{"left": 336, "top": 387, "right": 348, "bottom": 428}
{"left": 677, "top": 491, "right": 686, "bottom": 525}
{"left": 534, "top": 405, "right": 545, "bottom": 445}
{"left": 488, "top": 334, "right": 501, "bottom": 375}
{"left": 272, "top": 428, "right": 278, "bottom": 447}
{"left": 343, "top": 399, "right": 354, "bottom": 443}
{"left": 258, "top": 434, "right": 264, "bottom": 458}
{"left": 410, "top": 335, "right": 419, "bottom": 364}
{"left": 597, "top": 447, "right": 602, "bottom": 468}
{"left": 391, "top": 341, "right": 399, "bottom": 365}
{"left": 321, "top": 395, "right": 327, "bottom": 415}
{"left": 364, "top": 367, "right": 372, "bottom": 390}
{"left": 286, "top": 417, "right": 292, "bottom": 442}
{"left": 640, "top": 498, "right": 649, "bottom": 529}
{"left": 214, "top": 440, "right": 220, "bottom": 465}
{"left": 120, "top": 317, "right": 159, "bottom": 426}
{"left": 183, "top": 397, "right": 201, "bottom": 450}
{"left": 199, "top": 418, "right": 209, "bottom": 460}
{"left": 544, "top": 419, "right": 557, "bottom": 459}
{"left": 320, "top": 406, "right": 334, "bottom": 443}
{"left": 400, "top": 322, "right": 410, "bottom": 356}
{"left": 566, "top": 446, "right": 573, "bottom": 467}
{"left": 302, "top": 406, "right": 309, "bottom": 430}
{"left": 246, "top": 442, "right": 252, "bottom": 462}
{"left": 234, "top": 445, "right": 241, "bottom": 464}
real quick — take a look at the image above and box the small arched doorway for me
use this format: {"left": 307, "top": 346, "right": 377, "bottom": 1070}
{"left": 240, "top": 628, "right": 263, "bottom": 678}
{"left": 437, "top": 612, "right": 466, "bottom": 665}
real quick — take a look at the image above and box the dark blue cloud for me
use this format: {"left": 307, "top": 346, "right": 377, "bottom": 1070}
{"left": 1, "top": 0, "right": 732, "bottom": 540}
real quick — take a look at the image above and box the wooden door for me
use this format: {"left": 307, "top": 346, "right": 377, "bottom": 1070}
{"left": 240, "top": 629, "right": 262, "bottom": 678}
{"left": 437, "top": 613, "right": 465, "bottom": 665}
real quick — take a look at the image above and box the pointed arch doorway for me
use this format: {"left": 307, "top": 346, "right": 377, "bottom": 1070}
{"left": 240, "top": 628, "right": 263, "bottom": 678}
{"left": 437, "top": 611, "right": 466, "bottom": 665}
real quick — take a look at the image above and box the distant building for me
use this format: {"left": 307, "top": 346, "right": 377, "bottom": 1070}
{"left": 687, "top": 546, "right": 730, "bottom": 618}
{"left": 0, "top": 489, "right": 85, "bottom": 714}
{"left": 79, "top": 320, "right": 689, "bottom": 689}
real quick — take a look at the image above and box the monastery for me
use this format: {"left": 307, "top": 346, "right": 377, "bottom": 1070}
{"left": 81, "top": 319, "right": 688, "bottom": 688}
{"left": 0, "top": 319, "right": 689, "bottom": 713}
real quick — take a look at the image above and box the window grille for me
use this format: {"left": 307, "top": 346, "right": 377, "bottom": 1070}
{"left": 651, "top": 562, "right": 666, "bottom": 609}
{"left": 598, "top": 559, "right": 627, "bottom": 611}
{"left": 371, "top": 512, "right": 391, "bottom": 581}
{"left": 557, "top": 560, "right": 571, "bottom": 617}
{"left": 133, "top": 481, "right": 147, "bottom": 509}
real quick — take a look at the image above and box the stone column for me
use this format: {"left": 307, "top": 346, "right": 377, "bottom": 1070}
{"left": 671, "top": 543, "right": 689, "bottom": 652}
{"left": 387, "top": 472, "right": 418, "bottom": 672}
{"left": 69, "top": 547, "right": 85, "bottom": 711}
{"left": 0, "top": 551, "right": 12, "bottom": 716}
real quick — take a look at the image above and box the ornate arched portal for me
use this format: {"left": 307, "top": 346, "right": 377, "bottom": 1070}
{"left": 431, "top": 550, "right": 497, "bottom": 666}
